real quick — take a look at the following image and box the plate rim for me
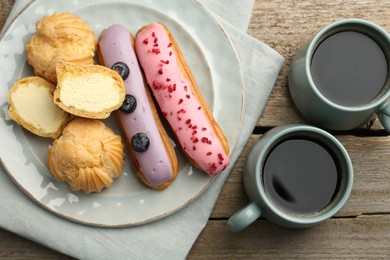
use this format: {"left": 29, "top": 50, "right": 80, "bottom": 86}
{"left": 0, "top": 0, "right": 245, "bottom": 227}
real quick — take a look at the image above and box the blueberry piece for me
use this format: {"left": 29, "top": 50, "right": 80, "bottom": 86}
{"left": 111, "top": 62, "right": 130, "bottom": 80}
{"left": 120, "top": 94, "right": 137, "bottom": 113}
{"left": 131, "top": 133, "right": 150, "bottom": 153}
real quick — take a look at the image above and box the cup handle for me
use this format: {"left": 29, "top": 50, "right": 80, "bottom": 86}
{"left": 377, "top": 103, "right": 390, "bottom": 133}
{"left": 227, "top": 202, "right": 262, "bottom": 232}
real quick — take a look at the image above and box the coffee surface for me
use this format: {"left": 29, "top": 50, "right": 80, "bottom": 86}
{"left": 263, "top": 138, "right": 340, "bottom": 215}
{"left": 310, "top": 30, "right": 388, "bottom": 106}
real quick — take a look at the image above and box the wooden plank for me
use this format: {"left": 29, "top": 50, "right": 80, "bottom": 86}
{"left": 212, "top": 134, "right": 390, "bottom": 218}
{"left": 189, "top": 215, "right": 390, "bottom": 259}
{"left": 4, "top": 214, "right": 390, "bottom": 259}
{"left": 251, "top": 0, "right": 390, "bottom": 129}
{"left": 0, "top": 228, "right": 71, "bottom": 259}
{"left": 0, "top": 0, "right": 14, "bottom": 29}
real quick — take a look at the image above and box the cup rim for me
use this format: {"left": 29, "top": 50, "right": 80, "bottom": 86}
{"left": 253, "top": 124, "right": 354, "bottom": 225}
{"left": 305, "top": 18, "right": 390, "bottom": 112}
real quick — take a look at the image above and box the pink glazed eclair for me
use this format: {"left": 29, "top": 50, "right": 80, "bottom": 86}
{"left": 98, "top": 24, "right": 179, "bottom": 190}
{"left": 135, "top": 23, "right": 230, "bottom": 175}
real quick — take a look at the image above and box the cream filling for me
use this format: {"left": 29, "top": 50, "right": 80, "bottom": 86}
{"left": 60, "top": 73, "right": 121, "bottom": 112}
{"left": 11, "top": 83, "right": 67, "bottom": 132}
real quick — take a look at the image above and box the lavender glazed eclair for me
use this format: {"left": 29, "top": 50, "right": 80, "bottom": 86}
{"left": 98, "top": 24, "right": 179, "bottom": 190}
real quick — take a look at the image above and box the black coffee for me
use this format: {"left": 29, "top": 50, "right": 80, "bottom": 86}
{"left": 311, "top": 30, "right": 388, "bottom": 106}
{"left": 263, "top": 138, "right": 340, "bottom": 215}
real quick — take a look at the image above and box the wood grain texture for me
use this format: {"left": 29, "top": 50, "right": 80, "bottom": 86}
{"left": 0, "top": 228, "right": 70, "bottom": 259}
{"left": 2, "top": 0, "right": 390, "bottom": 259}
{"left": 190, "top": 215, "right": 390, "bottom": 259}
{"left": 251, "top": 0, "right": 390, "bottom": 129}
{"left": 0, "top": 0, "right": 14, "bottom": 29}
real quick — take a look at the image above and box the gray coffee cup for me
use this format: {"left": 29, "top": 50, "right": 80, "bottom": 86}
{"left": 288, "top": 18, "right": 390, "bottom": 131}
{"left": 228, "top": 125, "right": 353, "bottom": 232}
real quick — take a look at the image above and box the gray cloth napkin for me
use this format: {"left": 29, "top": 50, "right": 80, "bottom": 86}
{"left": 0, "top": 0, "right": 283, "bottom": 259}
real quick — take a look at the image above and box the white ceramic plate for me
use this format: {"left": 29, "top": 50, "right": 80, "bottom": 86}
{"left": 0, "top": 0, "right": 243, "bottom": 227}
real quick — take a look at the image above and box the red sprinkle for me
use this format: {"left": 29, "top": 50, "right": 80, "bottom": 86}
{"left": 206, "top": 152, "right": 212, "bottom": 156}
{"left": 198, "top": 106, "right": 201, "bottom": 110}
{"left": 202, "top": 137, "right": 212, "bottom": 145}
{"left": 178, "top": 127, "right": 182, "bottom": 131}
{"left": 208, "top": 163, "right": 218, "bottom": 175}
{"left": 186, "top": 94, "right": 191, "bottom": 99}
{"left": 177, "top": 116, "right": 182, "bottom": 121}
{"left": 211, "top": 163, "right": 217, "bottom": 170}
{"left": 193, "top": 138, "right": 199, "bottom": 143}
{"left": 192, "top": 125, "right": 197, "bottom": 130}
{"left": 218, "top": 153, "right": 224, "bottom": 161}
{"left": 152, "top": 32, "right": 155, "bottom": 37}
{"left": 202, "top": 127, "right": 207, "bottom": 131}
{"left": 143, "top": 38, "right": 149, "bottom": 44}
{"left": 185, "top": 119, "right": 191, "bottom": 124}
{"left": 193, "top": 146, "right": 197, "bottom": 151}
{"left": 158, "top": 68, "right": 163, "bottom": 74}
{"left": 219, "top": 161, "right": 223, "bottom": 165}
{"left": 153, "top": 43, "right": 159, "bottom": 47}
{"left": 184, "top": 86, "right": 188, "bottom": 92}
{"left": 188, "top": 124, "right": 193, "bottom": 128}
{"left": 152, "top": 81, "right": 162, "bottom": 90}
{"left": 178, "top": 98, "right": 183, "bottom": 105}
{"left": 192, "top": 130, "right": 197, "bottom": 135}
{"left": 173, "top": 84, "right": 177, "bottom": 91}
{"left": 168, "top": 43, "right": 173, "bottom": 47}
{"left": 169, "top": 51, "right": 172, "bottom": 56}
{"left": 177, "top": 109, "right": 186, "bottom": 114}
{"left": 162, "top": 112, "right": 168, "bottom": 117}
{"left": 167, "top": 78, "right": 171, "bottom": 82}
{"left": 152, "top": 48, "right": 161, "bottom": 54}
{"left": 154, "top": 37, "right": 158, "bottom": 43}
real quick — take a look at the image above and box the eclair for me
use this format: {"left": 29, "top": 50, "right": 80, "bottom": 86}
{"left": 135, "top": 23, "right": 230, "bottom": 175}
{"left": 98, "top": 24, "right": 179, "bottom": 190}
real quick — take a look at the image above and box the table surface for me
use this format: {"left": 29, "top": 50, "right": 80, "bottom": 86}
{"left": 2, "top": 0, "right": 390, "bottom": 259}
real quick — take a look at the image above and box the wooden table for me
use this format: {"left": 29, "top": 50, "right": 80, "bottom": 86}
{"left": 2, "top": 0, "right": 390, "bottom": 258}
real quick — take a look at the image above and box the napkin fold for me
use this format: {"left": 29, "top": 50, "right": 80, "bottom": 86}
{"left": 0, "top": 0, "right": 284, "bottom": 259}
